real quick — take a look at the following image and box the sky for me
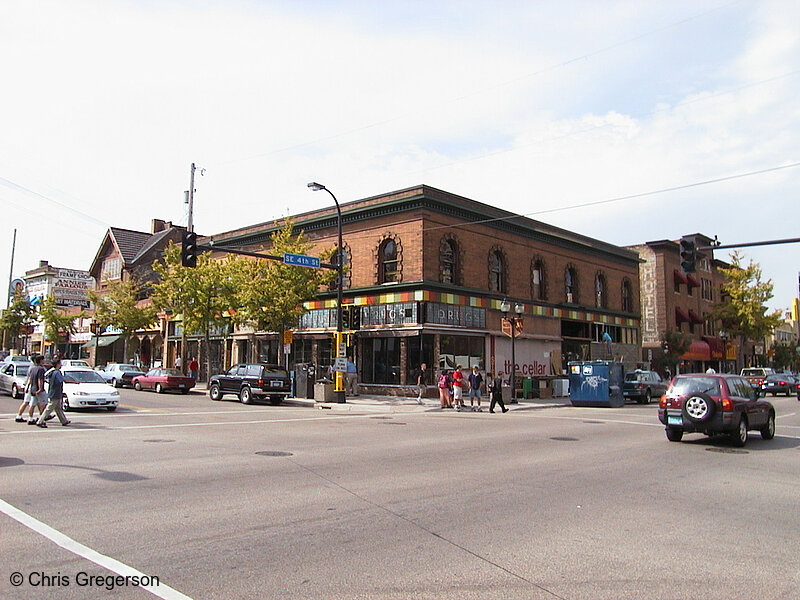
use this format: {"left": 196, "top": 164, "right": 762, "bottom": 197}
{"left": 1, "top": 0, "right": 798, "bottom": 314}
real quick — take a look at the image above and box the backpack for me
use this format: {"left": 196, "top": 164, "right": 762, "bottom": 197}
{"left": 438, "top": 374, "right": 449, "bottom": 388}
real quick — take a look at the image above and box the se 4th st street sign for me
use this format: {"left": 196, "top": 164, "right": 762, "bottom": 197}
{"left": 283, "top": 253, "right": 321, "bottom": 268}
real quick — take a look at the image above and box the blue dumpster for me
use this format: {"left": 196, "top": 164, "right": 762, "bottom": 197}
{"left": 568, "top": 361, "right": 625, "bottom": 407}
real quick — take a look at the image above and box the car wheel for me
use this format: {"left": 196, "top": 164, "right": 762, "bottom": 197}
{"left": 11, "top": 383, "right": 21, "bottom": 399}
{"left": 107, "top": 406, "right": 117, "bottom": 412}
{"left": 239, "top": 386, "right": 253, "bottom": 404}
{"left": 63, "top": 396, "right": 71, "bottom": 411}
{"left": 683, "top": 393, "right": 715, "bottom": 423}
{"left": 760, "top": 412, "right": 775, "bottom": 440}
{"left": 665, "top": 427, "right": 683, "bottom": 442}
{"left": 134, "top": 381, "right": 142, "bottom": 391}
{"left": 641, "top": 389, "right": 652, "bottom": 405}
{"left": 209, "top": 384, "right": 223, "bottom": 401}
{"left": 730, "top": 415, "right": 748, "bottom": 447}
{"left": 155, "top": 383, "right": 164, "bottom": 394}
{"left": 269, "top": 396, "right": 283, "bottom": 405}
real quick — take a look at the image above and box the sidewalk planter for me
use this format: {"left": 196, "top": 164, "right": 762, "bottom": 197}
{"left": 314, "top": 381, "right": 335, "bottom": 402}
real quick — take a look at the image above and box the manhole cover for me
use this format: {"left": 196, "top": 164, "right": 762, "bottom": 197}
{"left": 583, "top": 420, "right": 603, "bottom": 424}
{"left": 381, "top": 422, "right": 406, "bottom": 425}
{"left": 143, "top": 439, "right": 176, "bottom": 443}
{"left": 550, "top": 436, "right": 579, "bottom": 442}
{"left": 705, "top": 448, "right": 749, "bottom": 455}
{"left": 255, "top": 451, "right": 294, "bottom": 457}
{"left": 370, "top": 416, "right": 393, "bottom": 420}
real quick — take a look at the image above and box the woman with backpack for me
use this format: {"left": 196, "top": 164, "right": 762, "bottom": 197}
{"left": 437, "top": 369, "right": 453, "bottom": 409}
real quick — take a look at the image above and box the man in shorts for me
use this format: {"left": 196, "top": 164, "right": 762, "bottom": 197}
{"left": 467, "top": 366, "right": 484, "bottom": 411}
{"left": 21, "top": 355, "right": 49, "bottom": 424}
{"left": 452, "top": 365, "right": 465, "bottom": 411}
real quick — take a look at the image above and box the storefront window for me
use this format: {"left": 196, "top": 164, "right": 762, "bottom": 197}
{"left": 361, "top": 337, "right": 400, "bottom": 384}
{"left": 439, "top": 335, "right": 484, "bottom": 371}
{"left": 257, "top": 339, "right": 278, "bottom": 364}
{"left": 406, "top": 334, "right": 435, "bottom": 383}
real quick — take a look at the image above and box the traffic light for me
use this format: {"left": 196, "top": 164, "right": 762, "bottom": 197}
{"left": 181, "top": 231, "right": 198, "bottom": 268}
{"left": 350, "top": 305, "right": 360, "bottom": 330}
{"left": 341, "top": 305, "right": 351, "bottom": 330}
{"left": 679, "top": 237, "right": 696, "bottom": 273}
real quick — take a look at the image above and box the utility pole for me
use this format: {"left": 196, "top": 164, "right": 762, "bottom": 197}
{"left": 187, "top": 163, "right": 196, "bottom": 233}
{"left": 6, "top": 228, "right": 16, "bottom": 308}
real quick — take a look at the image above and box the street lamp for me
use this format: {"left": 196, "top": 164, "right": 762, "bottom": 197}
{"left": 500, "top": 299, "right": 524, "bottom": 404}
{"left": 719, "top": 329, "right": 729, "bottom": 373}
{"left": 308, "top": 182, "right": 345, "bottom": 403}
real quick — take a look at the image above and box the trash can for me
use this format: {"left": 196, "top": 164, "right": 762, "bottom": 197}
{"left": 314, "top": 380, "right": 335, "bottom": 402}
{"left": 523, "top": 377, "right": 534, "bottom": 399}
{"left": 568, "top": 361, "right": 625, "bottom": 407}
{"left": 294, "top": 364, "right": 315, "bottom": 399}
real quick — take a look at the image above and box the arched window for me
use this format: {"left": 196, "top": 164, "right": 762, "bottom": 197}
{"left": 621, "top": 278, "right": 634, "bottom": 312}
{"left": 378, "top": 237, "right": 400, "bottom": 283}
{"left": 488, "top": 249, "right": 506, "bottom": 293}
{"left": 531, "top": 258, "right": 547, "bottom": 301}
{"left": 565, "top": 266, "right": 578, "bottom": 303}
{"left": 440, "top": 237, "right": 460, "bottom": 285}
{"left": 329, "top": 244, "right": 351, "bottom": 291}
{"left": 595, "top": 272, "right": 607, "bottom": 308}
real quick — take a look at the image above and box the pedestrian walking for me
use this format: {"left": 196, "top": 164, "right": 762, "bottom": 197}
{"left": 437, "top": 369, "right": 453, "bottom": 408}
{"left": 452, "top": 365, "right": 465, "bottom": 411}
{"left": 15, "top": 355, "right": 49, "bottom": 424}
{"left": 174, "top": 354, "right": 182, "bottom": 371}
{"left": 345, "top": 356, "right": 359, "bottom": 396}
{"left": 488, "top": 370, "right": 508, "bottom": 414}
{"left": 37, "top": 357, "right": 70, "bottom": 427}
{"left": 188, "top": 356, "right": 200, "bottom": 380}
{"left": 467, "top": 366, "right": 484, "bottom": 411}
{"left": 414, "top": 362, "right": 428, "bottom": 404}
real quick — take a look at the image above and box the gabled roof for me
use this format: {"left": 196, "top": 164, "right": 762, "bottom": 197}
{"left": 131, "top": 227, "right": 176, "bottom": 263}
{"left": 110, "top": 227, "right": 153, "bottom": 263}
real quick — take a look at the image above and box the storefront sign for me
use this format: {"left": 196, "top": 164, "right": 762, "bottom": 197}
{"left": 360, "top": 302, "right": 418, "bottom": 327}
{"left": 425, "top": 302, "right": 486, "bottom": 329}
{"left": 53, "top": 269, "right": 93, "bottom": 309}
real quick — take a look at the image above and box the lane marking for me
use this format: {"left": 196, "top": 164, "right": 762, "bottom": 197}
{"left": 0, "top": 498, "right": 192, "bottom": 600}
{"left": 0, "top": 413, "right": 379, "bottom": 435}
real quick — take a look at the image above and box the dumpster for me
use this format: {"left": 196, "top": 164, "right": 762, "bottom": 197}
{"left": 568, "top": 361, "right": 625, "bottom": 407}
{"left": 294, "top": 364, "right": 315, "bottom": 399}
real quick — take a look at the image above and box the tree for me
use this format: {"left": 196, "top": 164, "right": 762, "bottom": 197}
{"left": 232, "top": 219, "right": 335, "bottom": 366}
{"left": 653, "top": 329, "right": 692, "bottom": 376}
{"left": 0, "top": 294, "right": 36, "bottom": 353}
{"left": 151, "top": 242, "right": 239, "bottom": 379}
{"left": 38, "top": 295, "right": 80, "bottom": 354}
{"left": 88, "top": 278, "right": 158, "bottom": 363}
{"left": 770, "top": 342, "right": 797, "bottom": 371}
{"left": 711, "top": 252, "right": 783, "bottom": 366}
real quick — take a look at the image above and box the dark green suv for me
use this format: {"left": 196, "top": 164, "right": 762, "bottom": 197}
{"left": 208, "top": 363, "right": 291, "bottom": 405}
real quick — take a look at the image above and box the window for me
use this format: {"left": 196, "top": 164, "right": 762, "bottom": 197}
{"left": 488, "top": 249, "right": 506, "bottom": 293}
{"left": 440, "top": 237, "right": 459, "bottom": 285}
{"left": 595, "top": 272, "right": 607, "bottom": 308}
{"left": 329, "top": 244, "right": 351, "bottom": 290}
{"left": 621, "top": 278, "right": 634, "bottom": 312}
{"left": 701, "top": 278, "right": 713, "bottom": 301}
{"left": 565, "top": 266, "right": 578, "bottom": 303}
{"left": 378, "top": 237, "right": 400, "bottom": 283}
{"left": 531, "top": 258, "right": 547, "bottom": 301}
{"left": 101, "top": 257, "right": 122, "bottom": 281}
{"left": 361, "top": 337, "right": 400, "bottom": 384}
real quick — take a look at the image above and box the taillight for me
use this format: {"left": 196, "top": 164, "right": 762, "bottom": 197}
{"left": 779, "top": 381, "right": 786, "bottom": 386}
{"left": 257, "top": 379, "right": 264, "bottom": 386}
{"left": 721, "top": 397, "right": 733, "bottom": 411}
{"left": 659, "top": 395, "right": 667, "bottom": 408}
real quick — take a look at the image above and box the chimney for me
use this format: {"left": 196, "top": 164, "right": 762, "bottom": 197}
{"left": 39, "top": 260, "right": 49, "bottom": 267}
{"left": 151, "top": 219, "right": 167, "bottom": 233}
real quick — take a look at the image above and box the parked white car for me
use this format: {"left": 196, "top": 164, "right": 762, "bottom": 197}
{"left": 62, "top": 368, "right": 120, "bottom": 411}
{"left": 62, "top": 359, "right": 92, "bottom": 368}
{"left": 0, "top": 361, "right": 30, "bottom": 399}
{"left": 97, "top": 363, "right": 146, "bottom": 388}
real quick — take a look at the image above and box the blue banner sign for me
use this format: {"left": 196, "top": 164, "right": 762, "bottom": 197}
{"left": 283, "top": 253, "right": 321, "bottom": 268}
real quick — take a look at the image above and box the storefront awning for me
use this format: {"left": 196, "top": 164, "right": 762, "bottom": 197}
{"left": 681, "top": 340, "right": 711, "bottom": 361}
{"left": 673, "top": 270, "right": 688, "bottom": 285}
{"left": 688, "top": 309, "right": 703, "bottom": 325}
{"left": 703, "top": 336, "right": 723, "bottom": 359}
{"left": 686, "top": 274, "right": 700, "bottom": 288}
{"left": 675, "top": 307, "right": 690, "bottom": 325}
{"left": 80, "top": 334, "right": 122, "bottom": 349}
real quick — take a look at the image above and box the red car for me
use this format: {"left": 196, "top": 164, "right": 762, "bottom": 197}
{"left": 132, "top": 368, "right": 195, "bottom": 394}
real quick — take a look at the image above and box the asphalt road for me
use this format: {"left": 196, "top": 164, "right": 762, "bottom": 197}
{"left": 2, "top": 389, "right": 799, "bottom": 600}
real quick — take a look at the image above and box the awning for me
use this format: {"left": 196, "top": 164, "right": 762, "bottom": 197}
{"left": 688, "top": 309, "right": 704, "bottom": 325}
{"left": 681, "top": 340, "right": 711, "bottom": 361}
{"left": 80, "top": 334, "right": 122, "bottom": 349}
{"left": 673, "top": 270, "right": 688, "bottom": 285}
{"left": 703, "top": 336, "right": 723, "bottom": 360}
{"left": 675, "top": 307, "right": 690, "bottom": 325}
{"left": 686, "top": 274, "right": 700, "bottom": 288}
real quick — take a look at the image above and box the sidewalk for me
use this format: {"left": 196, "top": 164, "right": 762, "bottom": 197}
{"left": 192, "top": 382, "right": 569, "bottom": 413}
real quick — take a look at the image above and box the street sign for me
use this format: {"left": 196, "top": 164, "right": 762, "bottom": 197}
{"left": 283, "top": 253, "right": 321, "bottom": 269}
{"left": 338, "top": 342, "right": 347, "bottom": 357}
{"left": 501, "top": 319, "right": 523, "bottom": 338}
{"left": 283, "top": 329, "right": 293, "bottom": 344}
{"left": 333, "top": 357, "right": 348, "bottom": 372}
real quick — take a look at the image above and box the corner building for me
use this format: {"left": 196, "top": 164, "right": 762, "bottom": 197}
{"left": 206, "top": 185, "right": 642, "bottom": 395}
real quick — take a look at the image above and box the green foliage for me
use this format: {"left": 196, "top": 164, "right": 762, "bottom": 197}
{"left": 770, "top": 342, "right": 798, "bottom": 371}
{"left": 0, "top": 294, "right": 36, "bottom": 348}
{"left": 711, "top": 252, "right": 783, "bottom": 342}
{"left": 233, "top": 220, "right": 335, "bottom": 334}
{"left": 88, "top": 277, "right": 158, "bottom": 359}
{"left": 656, "top": 329, "right": 692, "bottom": 373}
{"left": 38, "top": 295, "right": 79, "bottom": 343}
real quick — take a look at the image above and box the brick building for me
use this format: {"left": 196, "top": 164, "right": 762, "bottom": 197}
{"left": 627, "top": 234, "right": 735, "bottom": 373}
{"left": 199, "top": 185, "right": 642, "bottom": 395}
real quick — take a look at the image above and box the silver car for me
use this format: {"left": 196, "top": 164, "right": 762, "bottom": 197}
{"left": 0, "top": 361, "right": 30, "bottom": 399}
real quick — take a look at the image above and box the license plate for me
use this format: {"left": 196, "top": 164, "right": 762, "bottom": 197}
{"left": 178, "top": 384, "right": 185, "bottom": 388}
{"left": 95, "top": 399, "right": 106, "bottom": 405}
{"left": 270, "top": 381, "right": 282, "bottom": 388}
{"left": 667, "top": 416, "right": 682, "bottom": 426}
